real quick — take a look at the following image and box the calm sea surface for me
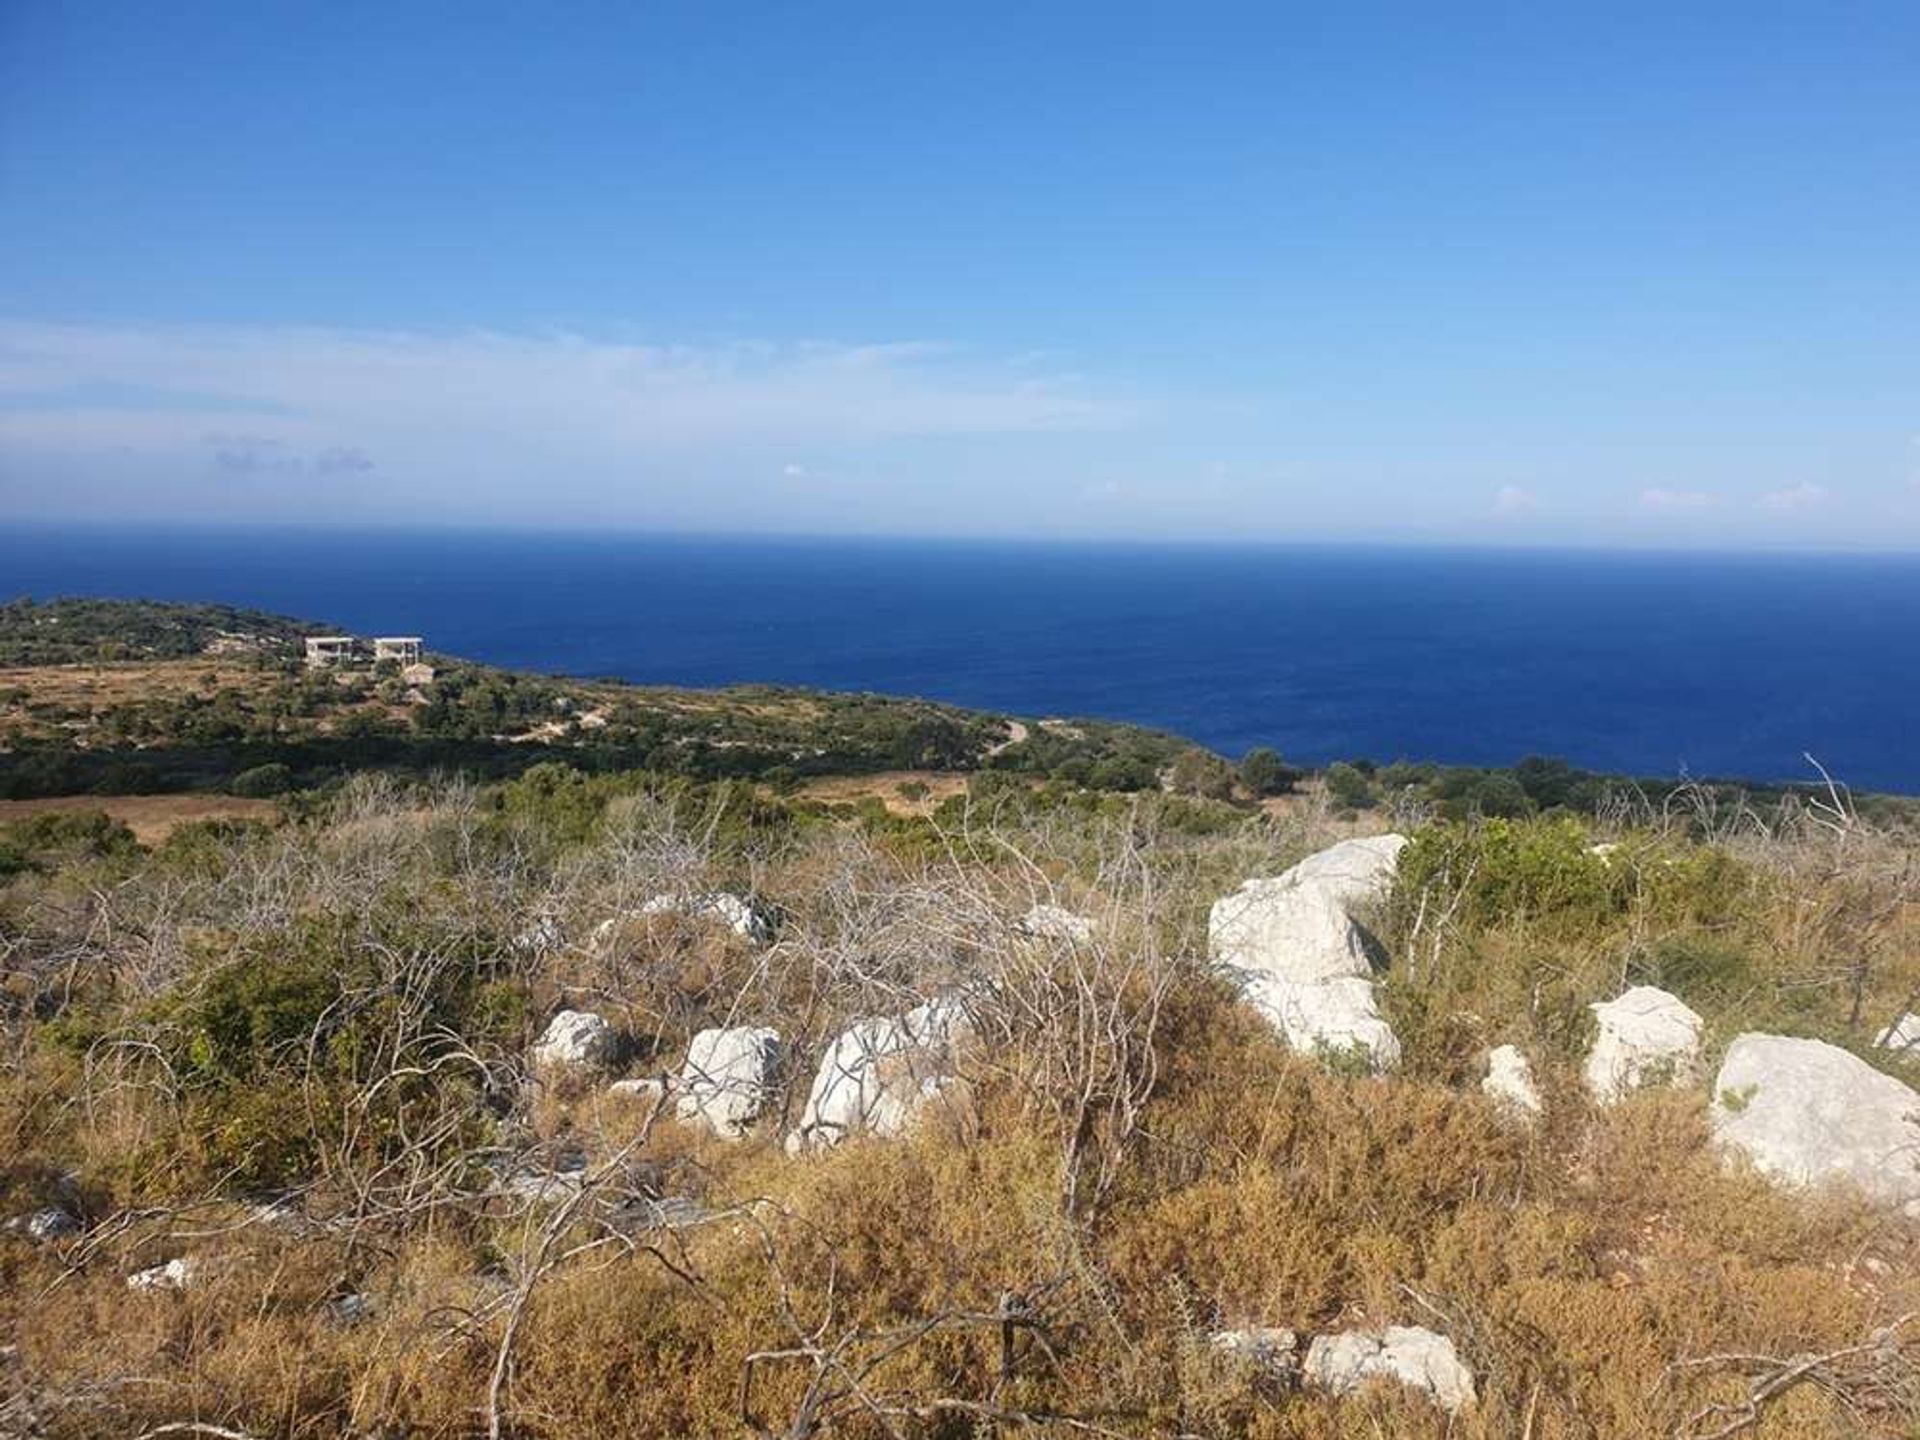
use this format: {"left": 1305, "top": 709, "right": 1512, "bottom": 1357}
{"left": 4, "top": 526, "right": 1918, "bottom": 793}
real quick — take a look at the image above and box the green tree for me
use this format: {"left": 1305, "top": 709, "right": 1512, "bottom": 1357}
{"left": 1238, "top": 746, "right": 1292, "bottom": 796}
{"left": 1323, "top": 761, "right": 1375, "bottom": 810}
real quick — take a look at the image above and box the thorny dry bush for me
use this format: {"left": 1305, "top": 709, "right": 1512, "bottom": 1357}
{"left": 0, "top": 771, "right": 1917, "bottom": 1438}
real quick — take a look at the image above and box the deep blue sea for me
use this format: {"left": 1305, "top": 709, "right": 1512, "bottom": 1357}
{"left": 4, "top": 525, "right": 1918, "bottom": 793}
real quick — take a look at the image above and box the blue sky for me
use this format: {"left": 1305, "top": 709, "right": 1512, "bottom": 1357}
{"left": 2, "top": 2, "right": 1917, "bottom": 546}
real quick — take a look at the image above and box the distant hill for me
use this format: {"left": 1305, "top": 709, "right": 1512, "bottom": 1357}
{"left": 0, "top": 596, "right": 315, "bottom": 665}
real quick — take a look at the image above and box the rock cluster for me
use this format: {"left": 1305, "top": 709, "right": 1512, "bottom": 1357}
{"left": 637, "top": 890, "right": 778, "bottom": 945}
{"left": 1211, "top": 835, "right": 1406, "bottom": 1070}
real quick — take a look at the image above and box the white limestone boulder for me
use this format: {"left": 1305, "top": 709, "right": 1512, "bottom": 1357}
{"left": 531, "top": 1009, "right": 615, "bottom": 1072}
{"left": 1210, "top": 835, "right": 1406, "bottom": 984}
{"left": 1583, "top": 986, "right": 1702, "bottom": 1103}
{"left": 1483, "top": 1044, "right": 1543, "bottom": 1117}
{"left": 1244, "top": 974, "right": 1400, "bottom": 1072}
{"left": 1303, "top": 1325, "right": 1475, "bottom": 1414}
{"left": 1710, "top": 1033, "right": 1920, "bottom": 1211}
{"left": 638, "top": 890, "right": 777, "bottom": 945}
{"left": 786, "top": 996, "right": 973, "bottom": 1153}
{"left": 675, "top": 1025, "right": 782, "bottom": 1139}
{"left": 1019, "top": 903, "right": 1096, "bottom": 944}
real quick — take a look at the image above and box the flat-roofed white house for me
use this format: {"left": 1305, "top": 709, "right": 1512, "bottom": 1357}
{"left": 304, "top": 635, "right": 359, "bottom": 668}
{"left": 373, "top": 636, "right": 423, "bottom": 665}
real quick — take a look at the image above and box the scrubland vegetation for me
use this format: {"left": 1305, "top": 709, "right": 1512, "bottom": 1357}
{"left": 3, "top": 758, "right": 1917, "bottom": 1439}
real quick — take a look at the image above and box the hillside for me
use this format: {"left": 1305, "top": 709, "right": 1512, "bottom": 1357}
{"left": 1, "top": 607, "right": 1918, "bottom": 1437}
{"left": 5, "top": 600, "right": 1910, "bottom": 839}
{"left": 1, "top": 761, "right": 1916, "bottom": 1438}
{"left": 0, "top": 598, "right": 1191, "bottom": 802}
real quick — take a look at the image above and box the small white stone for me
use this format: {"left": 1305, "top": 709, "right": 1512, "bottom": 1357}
{"left": 8, "top": 1207, "right": 79, "bottom": 1242}
{"left": 1019, "top": 903, "right": 1097, "bottom": 944}
{"left": 1583, "top": 986, "right": 1703, "bottom": 1103}
{"left": 1304, "top": 1325, "right": 1475, "bottom": 1414}
{"left": 1874, "top": 1012, "right": 1920, "bottom": 1054}
{"left": 531, "top": 1009, "right": 615, "bottom": 1071}
{"left": 638, "top": 891, "right": 777, "bottom": 945}
{"left": 1483, "top": 1044, "right": 1543, "bottom": 1117}
{"left": 127, "top": 1257, "right": 198, "bottom": 1291}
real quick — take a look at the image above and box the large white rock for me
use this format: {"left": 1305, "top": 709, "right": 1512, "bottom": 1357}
{"left": 1210, "top": 835, "right": 1407, "bottom": 984}
{"left": 638, "top": 890, "right": 777, "bottom": 945}
{"left": 786, "top": 996, "right": 973, "bottom": 1152}
{"left": 676, "top": 1025, "right": 782, "bottom": 1139}
{"left": 1244, "top": 974, "right": 1401, "bottom": 1072}
{"left": 1711, "top": 1033, "right": 1920, "bottom": 1211}
{"left": 1019, "top": 903, "right": 1096, "bottom": 944}
{"left": 1303, "top": 1325, "right": 1476, "bottom": 1414}
{"left": 1583, "top": 986, "right": 1703, "bottom": 1103}
{"left": 1483, "top": 1044, "right": 1543, "bottom": 1117}
{"left": 531, "top": 1009, "right": 615, "bottom": 1071}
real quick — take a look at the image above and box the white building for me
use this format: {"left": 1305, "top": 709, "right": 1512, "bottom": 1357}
{"left": 304, "top": 636, "right": 359, "bottom": 668}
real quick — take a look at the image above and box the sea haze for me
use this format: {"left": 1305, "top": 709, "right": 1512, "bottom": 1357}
{"left": 4, "top": 525, "right": 1918, "bottom": 794}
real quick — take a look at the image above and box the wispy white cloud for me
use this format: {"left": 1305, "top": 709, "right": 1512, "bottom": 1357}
{"left": 0, "top": 319, "right": 1128, "bottom": 519}
{"left": 1639, "top": 487, "right": 1717, "bottom": 512}
{"left": 1491, "top": 484, "right": 1539, "bottom": 517}
{"left": 1757, "top": 482, "right": 1827, "bottom": 512}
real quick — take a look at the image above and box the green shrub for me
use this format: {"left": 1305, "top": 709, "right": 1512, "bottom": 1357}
{"left": 229, "top": 761, "right": 294, "bottom": 797}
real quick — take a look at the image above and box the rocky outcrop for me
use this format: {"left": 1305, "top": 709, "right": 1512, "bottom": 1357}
{"left": 1483, "top": 1044, "right": 1543, "bottom": 1117}
{"left": 1584, "top": 986, "right": 1702, "bottom": 1103}
{"left": 531, "top": 1009, "right": 615, "bottom": 1072}
{"left": 1303, "top": 1325, "right": 1475, "bottom": 1413}
{"left": 786, "top": 996, "right": 972, "bottom": 1153}
{"left": 1213, "top": 836, "right": 1407, "bottom": 1071}
{"left": 1710, "top": 1033, "right": 1920, "bottom": 1212}
{"left": 1019, "top": 903, "right": 1096, "bottom": 944}
{"left": 1209, "top": 835, "right": 1407, "bottom": 984}
{"left": 675, "top": 1025, "right": 782, "bottom": 1139}
{"left": 1243, "top": 975, "right": 1401, "bottom": 1071}
{"left": 638, "top": 891, "right": 778, "bottom": 945}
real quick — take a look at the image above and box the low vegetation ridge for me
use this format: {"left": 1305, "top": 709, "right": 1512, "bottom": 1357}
{"left": 3, "top": 597, "right": 1910, "bottom": 827}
